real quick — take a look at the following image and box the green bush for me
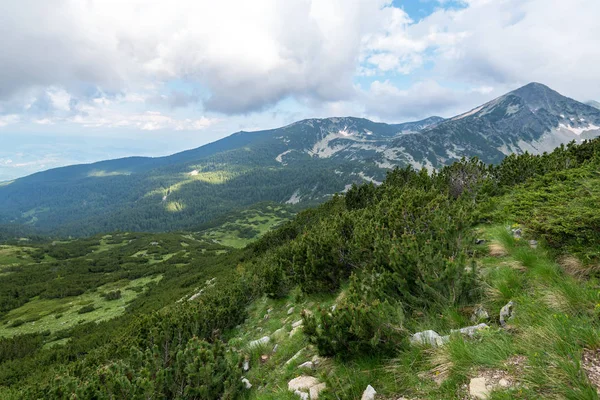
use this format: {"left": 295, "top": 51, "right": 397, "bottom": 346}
{"left": 304, "top": 273, "right": 407, "bottom": 358}
{"left": 78, "top": 304, "right": 95, "bottom": 314}
{"left": 10, "top": 319, "right": 24, "bottom": 328}
{"left": 102, "top": 290, "right": 122, "bottom": 301}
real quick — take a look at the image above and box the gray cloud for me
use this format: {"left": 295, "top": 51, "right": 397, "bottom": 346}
{"left": 0, "top": 0, "right": 393, "bottom": 116}
{"left": 362, "top": 80, "right": 496, "bottom": 121}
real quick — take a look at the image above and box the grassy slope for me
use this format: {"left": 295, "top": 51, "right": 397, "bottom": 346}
{"left": 0, "top": 275, "right": 162, "bottom": 338}
{"left": 229, "top": 231, "right": 600, "bottom": 397}
{"left": 199, "top": 204, "right": 295, "bottom": 248}
{"left": 1, "top": 201, "right": 597, "bottom": 398}
{"left": 1, "top": 149, "right": 599, "bottom": 398}
{"left": 0, "top": 232, "right": 238, "bottom": 341}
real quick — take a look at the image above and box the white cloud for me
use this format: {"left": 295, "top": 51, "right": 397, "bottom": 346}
{"left": 0, "top": 0, "right": 598, "bottom": 136}
{"left": 0, "top": 0, "right": 398, "bottom": 115}
{"left": 406, "top": 0, "right": 600, "bottom": 100}
{"left": 0, "top": 114, "right": 19, "bottom": 127}
{"left": 68, "top": 110, "right": 218, "bottom": 131}
{"left": 46, "top": 87, "right": 72, "bottom": 111}
{"left": 363, "top": 79, "right": 498, "bottom": 120}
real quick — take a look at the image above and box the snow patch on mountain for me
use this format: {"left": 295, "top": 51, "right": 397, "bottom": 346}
{"left": 339, "top": 128, "right": 353, "bottom": 137}
{"left": 558, "top": 123, "right": 600, "bottom": 136}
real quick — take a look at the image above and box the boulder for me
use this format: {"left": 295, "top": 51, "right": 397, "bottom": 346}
{"left": 529, "top": 240, "right": 538, "bottom": 249}
{"left": 471, "top": 306, "right": 489, "bottom": 322}
{"left": 292, "top": 319, "right": 304, "bottom": 328}
{"left": 248, "top": 336, "right": 270, "bottom": 348}
{"left": 469, "top": 377, "right": 489, "bottom": 399}
{"left": 272, "top": 327, "right": 287, "bottom": 340}
{"left": 288, "top": 376, "right": 325, "bottom": 399}
{"left": 294, "top": 390, "right": 309, "bottom": 400}
{"left": 451, "top": 323, "right": 489, "bottom": 337}
{"left": 410, "top": 330, "right": 447, "bottom": 347}
{"left": 310, "top": 383, "right": 326, "bottom": 399}
{"left": 286, "top": 348, "right": 305, "bottom": 365}
{"left": 499, "top": 301, "right": 514, "bottom": 327}
{"left": 241, "top": 377, "right": 252, "bottom": 389}
{"left": 289, "top": 326, "right": 303, "bottom": 337}
{"left": 361, "top": 385, "right": 377, "bottom": 400}
{"left": 288, "top": 376, "right": 320, "bottom": 391}
{"left": 288, "top": 307, "right": 295, "bottom": 315}
{"left": 298, "top": 361, "right": 314, "bottom": 370}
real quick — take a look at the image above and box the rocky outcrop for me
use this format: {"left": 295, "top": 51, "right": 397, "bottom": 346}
{"left": 361, "top": 385, "right": 377, "bottom": 400}
{"left": 469, "top": 377, "right": 489, "bottom": 399}
{"left": 248, "top": 336, "right": 270, "bottom": 348}
{"left": 288, "top": 376, "right": 325, "bottom": 399}
{"left": 500, "top": 301, "right": 514, "bottom": 327}
{"left": 410, "top": 330, "right": 448, "bottom": 347}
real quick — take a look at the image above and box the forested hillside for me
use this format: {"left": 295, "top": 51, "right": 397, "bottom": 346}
{"left": 0, "top": 138, "right": 599, "bottom": 399}
{"left": 1, "top": 83, "right": 599, "bottom": 238}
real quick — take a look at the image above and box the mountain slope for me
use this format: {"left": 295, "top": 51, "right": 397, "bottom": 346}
{"left": 382, "top": 82, "right": 600, "bottom": 168}
{"left": 1, "top": 83, "right": 599, "bottom": 236}
{"left": 587, "top": 100, "right": 600, "bottom": 110}
{"left": 2, "top": 138, "right": 600, "bottom": 399}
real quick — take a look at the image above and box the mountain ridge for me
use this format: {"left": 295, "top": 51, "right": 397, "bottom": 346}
{"left": 1, "top": 82, "right": 599, "bottom": 236}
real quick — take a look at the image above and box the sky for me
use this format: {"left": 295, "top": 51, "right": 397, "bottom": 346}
{"left": 1, "top": 0, "right": 599, "bottom": 181}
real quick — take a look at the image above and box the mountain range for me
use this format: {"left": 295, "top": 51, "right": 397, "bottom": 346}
{"left": 1, "top": 82, "right": 599, "bottom": 236}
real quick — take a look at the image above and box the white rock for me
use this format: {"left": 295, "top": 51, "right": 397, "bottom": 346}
{"left": 290, "top": 326, "right": 302, "bottom": 337}
{"left": 310, "top": 382, "right": 326, "bottom": 399}
{"left": 469, "top": 377, "right": 489, "bottom": 399}
{"left": 361, "top": 385, "right": 377, "bottom": 400}
{"left": 288, "top": 376, "right": 321, "bottom": 391}
{"left": 294, "top": 389, "right": 309, "bottom": 400}
{"left": 292, "top": 319, "right": 304, "bottom": 328}
{"left": 241, "top": 378, "right": 252, "bottom": 389}
{"left": 451, "top": 323, "right": 489, "bottom": 337}
{"left": 286, "top": 348, "right": 305, "bottom": 365}
{"left": 500, "top": 301, "right": 514, "bottom": 327}
{"left": 248, "top": 336, "right": 270, "bottom": 348}
{"left": 410, "top": 330, "right": 446, "bottom": 347}
{"left": 471, "top": 306, "right": 489, "bottom": 322}
{"left": 498, "top": 378, "right": 510, "bottom": 387}
{"left": 272, "top": 327, "right": 287, "bottom": 340}
{"left": 288, "top": 307, "right": 295, "bottom": 315}
{"left": 242, "top": 359, "right": 250, "bottom": 372}
{"left": 298, "top": 361, "right": 314, "bottom": 370}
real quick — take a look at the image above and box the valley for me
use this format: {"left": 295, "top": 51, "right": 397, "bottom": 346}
{"left": 1, "top": 83, "right": 599, "bottom": 238}
{"left": 1, "top": 83, "right": 600, "bottom": 399}
{"left": 0, "top": 136, "right": 599, "bottom": 398}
